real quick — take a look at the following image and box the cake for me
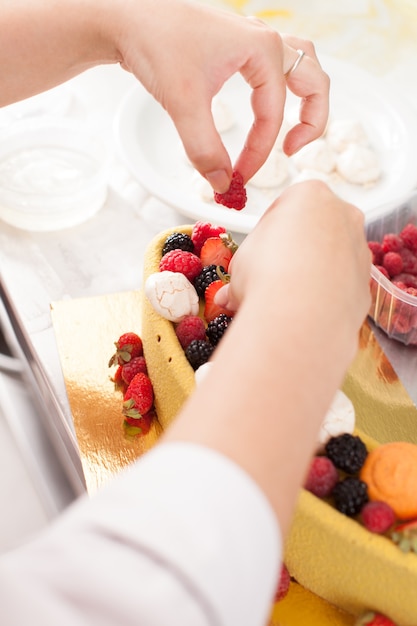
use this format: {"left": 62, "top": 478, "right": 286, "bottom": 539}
{"left": 142, "top": 225, "right": 417, "bottom": 625}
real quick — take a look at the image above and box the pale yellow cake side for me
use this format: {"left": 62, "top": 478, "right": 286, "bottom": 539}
{"left": 142, "top": 225, "right": 417, "bottom": 625}
{"left": 142, "top": 226, "right": 196, "bottom": 430}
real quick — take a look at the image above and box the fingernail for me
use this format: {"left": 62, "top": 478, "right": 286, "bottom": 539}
{"left": 214, "top": 284, "right": 230, "bottom": 307}
{"left": 205, "top": 169, "right": 230, "bottom": 194}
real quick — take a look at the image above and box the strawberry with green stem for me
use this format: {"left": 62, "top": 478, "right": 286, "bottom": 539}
{"left": 109, "top": 332, "right": 143, "bottom": 367}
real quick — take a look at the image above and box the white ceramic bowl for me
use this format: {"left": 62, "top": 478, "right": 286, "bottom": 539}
{"left": 0, "top": 118, "right": 109, "bottom": 231}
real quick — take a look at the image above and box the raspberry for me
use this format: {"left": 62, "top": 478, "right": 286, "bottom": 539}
{"left": 332, "top": 476, "right": 368, "bottom": 516}
{"left": 375, "top": 265, "right": 389, "bottom": 279}
{"left": 400, "top": 222, "right": 417, "bottom": 253}
{"left": 121, "top": 356, "right": 148, "bottom": 385}
{"left": 162, "top": 232, "right": 195, "bottom": 256}
{"left": 175, "top": 315, "right": 207, "bottom": 350}
{"left": 159, "top": 249, "right": 203, "bottom": 282}
{"left": 185, "top": 339, "right": 214, "bottom": 370}
{"left": 393, "top": 272, "right": 417, "bottom": 289}
{"left": 206, "top": 313, "right": 233, "bottom": 347}
{"left": 191, "top": 221, "right": 227, "bottom": 255}
{"left": 381, "top": 233, "right": 403, "bottom": 254}
{"left": 304, "top": 455, "right": 339, "bottom": 498}
{"left": 398, "top": 247, "right": 417, "bottom": 274}
{"left": 360, "top": 500, "right": 396, "bottom": 534}
{"left": 214, "top": 171, "right": 247, "bottom": 211}
{"left": 382, "top": 251, "right": 403, "bottom": 277}
{"left": 368, "top": 241, "right": 383, "bottom": 265}
{"left": 274, "top": 563, "right": 291, "bottom": 603}
{"left": 194, "top": 264, "right": 225, "bottom": 298}
{"left": 325, "top": 433, "right": 368, "bottom": 474}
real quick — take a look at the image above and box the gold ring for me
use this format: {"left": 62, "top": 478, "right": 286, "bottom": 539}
{"left": 285, "top": 49, "right": 305, "bottom": 79}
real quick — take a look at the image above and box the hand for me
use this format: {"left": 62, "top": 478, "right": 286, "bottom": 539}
{"left": 116, "top": 0, "right": 330, "bottom": 192}
{"left": 216, "top": 180, "right": 371, "bottom": 365}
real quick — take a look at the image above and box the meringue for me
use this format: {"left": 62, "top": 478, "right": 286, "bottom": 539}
{"left": 145, "top": 270, "right": 199, "bottom": 322}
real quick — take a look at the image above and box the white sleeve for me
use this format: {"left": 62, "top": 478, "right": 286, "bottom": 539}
{"left": 0, "top": 442, "right": 281, "bottom": 626}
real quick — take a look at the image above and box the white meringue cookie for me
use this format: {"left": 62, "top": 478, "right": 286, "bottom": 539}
{"left": 292, "top": 138, "right": 336, "bottom": 174}
{"left": 194, "top": 361, "right": 213, "bottom": 385}
{"left": 318, "top": 389, "right": 356, "bottom": 449}
{"left": 336, "top": 144, "right": 381, "bottom": 185}
{"left": 326, "top": 118, "right": 369, "bottom": 153}
{"left": 145, "top": 271, "right": 199, "bottom": 322}
{"left": 248, "top": 149, "right": 290, "bottom": 189}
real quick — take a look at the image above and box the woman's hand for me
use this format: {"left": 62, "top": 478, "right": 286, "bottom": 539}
{"left": 115, "top": 0, "right": 330, "bottom": 192}
{"left": 216, "top": 180, "right": 371, "bottom": 364}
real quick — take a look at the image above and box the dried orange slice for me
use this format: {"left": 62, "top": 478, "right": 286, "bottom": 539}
{"left": 360, "top": 441, "right": 417, "bottom": 519}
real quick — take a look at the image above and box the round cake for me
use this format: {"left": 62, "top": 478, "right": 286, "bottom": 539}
{"left": 142, "top": 225, "right": 417, "bottom": 625}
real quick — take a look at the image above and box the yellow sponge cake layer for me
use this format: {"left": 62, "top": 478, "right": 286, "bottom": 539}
{"left": 142, "top": 226, "right": 196, "bottom": 430}
{"left": 142, "top": 225, "right": 417, "bottom": 624}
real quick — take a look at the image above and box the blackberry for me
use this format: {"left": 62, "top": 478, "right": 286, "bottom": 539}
{"left": 325, "top": 433, "right": 368, "bottom": 474}
{"left": 206, "top": 313, "right": 233, "bottom": 347}
{"left": 332, "top": 476, "right": 368, "bottom": 516}
{"left": 162, "top": 232, "right": 195, "bottom": 256}
{"left": 194, "top": 265, "right": 225, "bottom": 298}
{"left": 185, "top": 339, "right": 214, "bottom": 370}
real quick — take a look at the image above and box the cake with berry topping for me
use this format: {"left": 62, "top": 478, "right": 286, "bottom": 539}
{"left": 142, "top": 223, "right": 417, "bottom": 625}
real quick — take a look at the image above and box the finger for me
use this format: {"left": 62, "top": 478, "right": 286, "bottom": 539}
{"left": 170, "top": 97, "right": 233, "bottom": 193}
{"left": 234, "top": 64, "right": 286, "bottom": 183}
{"left": 280, "top": 40, "right": 330, "bottom": 155}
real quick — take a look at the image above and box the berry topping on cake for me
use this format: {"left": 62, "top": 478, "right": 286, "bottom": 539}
{"left": 194, "top": 264, "right": 226, "bottom": 298}
{"left": 108, "top": 332, "right": 143, "bottom": 367}
{"left": 123, "top": 409, "right": 155, "bottom": 437}
{"left": 304, "top": 456, "right": 339, "bottom": 498}
{"left": 204, "top": 279, "right": 234, "bottom": 323}
{"left": 185, "top": 339, "right": 214, "bottom": 370}
{"left": 390, "top": 518, "right": 417, "bottom": 553}
{"left": 200, "top": 233, "right": 238, "bottom": 272}
{"left": 159, "top": 249, "right": 203, "bottom": 282}
{"left": 206, "top": 313, "right": 233, "bottom": 347}
{"left": 214, "top": 170, "right": 247, "bottom": 211}
{"left": 175, "top": 315, "right": 207, "bottom": 350}
{"left": 274, "top": 563, "right": 291, "bottom": 603}
{"left": 325, "top": 433, "right": 368, "bottom": 474}
{"left": 355, "top": 611, "right": 397, "bottom": 625}
{"left": 122, "top": 372, "right": 154, "bottom": 420}
{"left": 191, "top": 221, "right": 227, "bottom": 255}
{"left": 121, "top": 355, "right": 148, "bottom": 385}
{"left": 360, "top": 501, "right": 396, "bottom": 534}
{"left": 332, "top": 476, "right": 368, "bottom": 516}
{"left": 162, "top": 232, "right": 195, "bottom": 255}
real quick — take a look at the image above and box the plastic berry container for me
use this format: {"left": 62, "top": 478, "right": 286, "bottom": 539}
{"left": 0, "top": 117, "right": 109, "bottom": 232}
{"left": 366, "top": 191, "right": 417, "bottom": 345}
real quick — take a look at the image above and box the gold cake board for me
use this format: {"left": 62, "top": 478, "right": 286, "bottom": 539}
{"left": 51, "top": 290, "right": 417, "bottom": 625}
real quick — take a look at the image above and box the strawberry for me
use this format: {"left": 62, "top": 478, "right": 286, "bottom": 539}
{"left": 200, "top": 233, "right": 238, "bottom": 272}
{"left": 122, "top": 372, "right": 154, "bottom": 419}
{"left": 109, "top": 332, "right": 143, "bottom": 367}
{"left": 191, "top": 221, "right": 227, "bottom": 255}
{"left": 274, "top": 563, "right": 291, "bottom": 603}
{"left": 121, "top": 355, "right": 148, "bottom": 385}
{"left": 123, "top": 409, "right": 155, "bottom": 438}
{"left": 355, "top": 611, "right": 397, "bottom": 625}
{"left": 214, "top": 170, "right": 247, "bottom": 211}
{"left": 111, "top": 365, "right": 128, "bottom": 394}
{"left": 204, "top": 280, "right": 234, "bottom": 323}
{"left": 159, "top": 249, "right": 203, "bottom": 282}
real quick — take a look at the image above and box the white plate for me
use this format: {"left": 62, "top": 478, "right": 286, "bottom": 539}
{"left": 114, "top": 54, "right": 417, "bottom": 233}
